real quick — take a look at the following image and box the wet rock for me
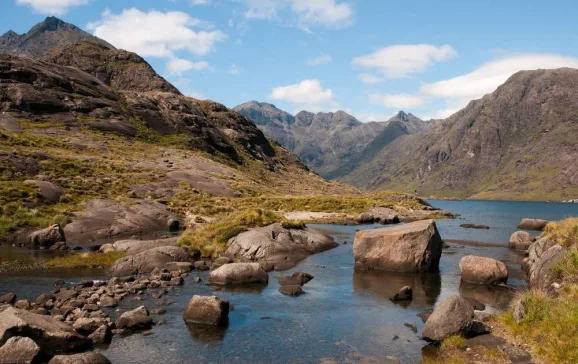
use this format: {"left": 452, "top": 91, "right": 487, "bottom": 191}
{"left": 170, "top": 277, "right": 184, "bottom": 286}
{"left": 183, "top": 296, "right": 229, "bottom": 326}
{"left": 0, "top": 336, "right": 40, "bottom": 363}
{"left": 459, "top": 256, "right": 508, "bottom": 285}
{"left": 279, "top": 285, "right": 304, "bottom": 296}
{"left": 291, "top": 272, "right": 314, "bottom": 285}
{"left": 390, "top": 286, "right": 413, "bottom": 302}
{"left": 353, "top": 220, "right": 443, "bottom": 272}
{"left": 518, "top": 218, "right": 549, "bottom": 231}
{"left": 357, "top": 213, "right": 376, "bottom": 224}
{"left": 48, "top": 352, "right": 112, "bottom": 364}
{"left": 212, "top": 256, "right": 232, "bottom": 270}
{"left": 108, "top": 246, "right": 190, "bottom": 276}
{"left": 88, "top": 324, "right": 112, "bottom": 345}
{"left": 116, "top": 306, "right": 152, "bottom": 331}
{"left": 0, "top": 292, "right": 16, "bottom": 304}
{"left": 165, "top": 261, "right": 194, "bottom": 272}
{"left": 404, "top": 322, "right": 418, "bottom": 333}
{"left": 54, "top": 279, "right": 66, "bottom": 287}
{"left": 56, "top": 289, "right": 78, "bottom": 302}
{"left": 72, "top": 318, "right": 104, "bottom": 336}
{"left": 460, "top": 224, "right": 490, "bottom": 229}
{"left": 208, "top": 263, "right": 268, "bottom": 286}
{"left": 150, "top": 308, "right": 166, "bottom": 315}
{"left": 422, "top": 296, "right": 474, "bottom": 342}
{"left": 509, "top": 231, "right": 536, "bottom": 250}
{"left": 27, "top": 224, "right": 66, "bottom": 249}
{"left": 0, "top": 307, "right": 92, "bottom": 356}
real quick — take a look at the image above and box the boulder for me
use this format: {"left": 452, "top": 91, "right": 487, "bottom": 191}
{"left": 509, "top": 231, "right": 536, "bottom": 250}
{"left": 291, "top": 272, "right": 314, "bottom": 285}
{"left": 279, "top": 285, "right": 304, "bottom": 296}
{"left": 48, "top": 352, "right": 112, "bottom": 364}
{"left": 108, "top": 246, "right": 190, "bottom": 276}
{"left": 209, "top": 263, "right": 268, "bottom": 286}
{"left": 390, "top": 286, "right": 413, "bottom": 302}
{"left": 529, "top": 245, "right": 566, "bottom": 290}
{"left": 194, "top": 261, "right": 210, "bottom": 271}
{"left": 212, "top": 256, "right": 232, "bottom": 270}
{"left": 165, "top": 261, "right": 194, "bottom": 272}
{"left": 518, "top": 218, "right": 549, "bottom": 231}
{"left": 368, "top": 207, "right": 400, "bottom": 224}
{"left": 357, "top": 213, "right": 376, "bottom": 224}
{"left": 27, "top": 224, "right": 66, "bottom": 249}
{"left": 459, "top": 256, "right": 508, "bottom": 285}
{"left": 183, "top": 296, "right": 229, "bottom": 326}
{"left": 223, "top": 224, "right": 337, "bottom": 271}
{"left": 72, "top": 318, "right": 104, "bottom": 335}
{"left": 524, "top": 236, "right": 557, "bottom": 275}
{"left": 24, "top": 180, "right": 63, "bottom": 204}
{"left": 512, "top": 299, "right": 526, "bottom": 324}
{"left": 88, "top": 325, "right": 112, "bottom": 345}
{"left": 0, "top": 307, "right": 91, "bottom": 356}
{"left": 422, "top": 296, "right": 474, "bottom": 342}
{"left": 0, "top": 292, "right": 16, "bottom": 304}
{"left": 99, "top": 296, "right": 118, "bottom": 308}
{"left": 116, "top": 306, "right": 152, "bottom": 330}
{"left": 0, "top": 336, "right": 40, "bottom": 363}
{"left": 353, "top": 220, "right": 443, "bottom": 272}
{"left": 100, "top": 237, "right": 179, "bottom": 255}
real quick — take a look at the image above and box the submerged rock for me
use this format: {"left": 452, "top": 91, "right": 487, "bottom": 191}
{"left": 208, "top": 263, "right": 268, "bottom": 286}
{"left": 390, "top": 286, "right": 413, "bottom": 302}
{"left": 353, "top": 220, "right": 443, "bottom": 272}
{"left": 422, "top": 296, "right": 474, "bottom": 342}
{"left": 279, "top": 285, "right": 304, "bottom": 296}
{"left": 459, "top": 256, "right": 508, "bottom": 285}
{"left": 183, "top": 296, "right": 229, "bottom": 326}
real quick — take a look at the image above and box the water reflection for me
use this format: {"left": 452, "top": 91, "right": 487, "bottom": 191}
{"left": 186, "top": 322, "right": 228, "bottom": 345}
{"left": 211, "top": 283, "right": 268, "bottom": 295}
{"left": 352, "top": 270, "right": 441, "bottom": 308}
{"left": 459, "top": 282, "right": 514, "bottom": 310}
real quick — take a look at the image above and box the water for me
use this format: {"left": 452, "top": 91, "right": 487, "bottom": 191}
{"left": 1, "top": 200, "right": 577, "bottom": 363}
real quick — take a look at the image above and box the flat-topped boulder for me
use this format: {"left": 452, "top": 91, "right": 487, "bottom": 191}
{"left": 459, "top": 256, "right": 508, "bottom": 285}
{"left": 108, "top": 246, "right": 190, "bottom": 276}
{"left": 509, "top": 231, "right": 535, "bottom": 250}
{"left": 223, "top": 224, "right": 337, "bottom": 271}
{"left": 209, "top": 263, "right": 268, "bottom": 286}
{"left": 422, "top": 296, "right": 474, "bottom": 342}
{"left": 517, "top": 218, "right": 549, "bottom": 231}
{"left": 183, "top": 296, "right": 229, "bottom": 326}
{"left": 100, "top": 237, "right": 179, "bottom": 255}
{"left": 353, "top": 220, "right": 443, "bottom": 272}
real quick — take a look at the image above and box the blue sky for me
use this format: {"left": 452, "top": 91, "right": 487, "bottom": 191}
{"left": 3, "top": 0, "right": 578, "bottom": 121}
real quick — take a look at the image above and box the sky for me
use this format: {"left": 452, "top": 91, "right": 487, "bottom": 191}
{"left": 2, "top": 0, "right": 578, "bottom": 121}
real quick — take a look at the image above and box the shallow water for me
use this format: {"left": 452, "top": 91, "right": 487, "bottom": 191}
{"left": 1, "top": 200, "right": 577, "bottom": 363}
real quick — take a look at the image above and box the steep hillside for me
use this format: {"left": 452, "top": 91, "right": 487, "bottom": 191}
{"left": 341, "top": 68, "right": 578, "bottom": 201}
{"left": 0, "top": 16, "right": 113, "bottom": 58}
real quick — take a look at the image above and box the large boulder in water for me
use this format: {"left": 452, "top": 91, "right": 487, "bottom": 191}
{"left": 422, "top": 296, "right": 474, "bottom": 342}
{"left": 0, "top": 336, "right": 40, "bottom": 363}
{"left": 518, "top": 218, "right": 549, "bottom": 231}
{"left": 100, "top": 237, "right": 178, "bottom": 255}
{"left": 208, "top": 263, "right": 268, "bottom": 286}
{"left": 108, "top": 246, "right": 190, "bottom": 276}
{"left": 509, "top": 231, "right": 535, "bottom": 250}
{"left": 27, "top": 224, "right": 65, "bottom": 249}
{"left": 0, "top": 307, "right": 91, "bottom": 357}
{"left": 48, "top": 352, "right": 112, "bottom": 364}
{"left": 353, "top": 220, "right": 443, "bottom": 272}
{"left": 183, "top": 296, "right": 229, "bottom": 326}
{"left": 459, "top": 256, "right": 508, "bottom": 285}
{"left": 223, "top": 224, "right": 337, "bottom": 271}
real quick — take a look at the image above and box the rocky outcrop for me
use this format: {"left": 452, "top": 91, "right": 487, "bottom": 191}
{"left": 518, "top": 219, "right": 549, "bottom": 231}
{"left": 223, "top": 224, "right": 337, "bottom": 271}
{"left": 523, "top": 236, "right": 557, "bottom": 274}
{"left": 116, "top": 306, "right": 152, "bottom": 331}
{"left": 208, "top": 263, "right": 268, "bottom": 286}
{"left": 48, "top": 352, "right": 112, "bottom": 364}
{"left": 529, "top": 245, "right": 566, "bottom": 291}
{"left": 422, "top": 296, "right": 474, "bottom": 342}
{"left": 0, "top": 307, "right": 92, "bottom": 357}
{"left": 108, "top": 246, "right": 190, "bottom": 276}
{"left": 509, "top": 231, "right": 536, "bottom": 250}
{"left": 0, "top": 336, "right": 40, "bottom": 363}
{"left": 100, "top": 237, "right": 179, "bottom": 255}
{"left": 459, "top": 256, "right": 508, "bottom": 285}
{"left": 27, "top": 224, "right": 65, "bottom": 249}
{"left": 353, "top": 220, "right": 443, "bottom": 272}
{"left": 183, "top": 296, "right": 229, "bottom": 326}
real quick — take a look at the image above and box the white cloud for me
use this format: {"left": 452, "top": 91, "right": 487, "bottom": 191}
{"left": 308, "top": 54, "right": 332, "bottom": 66}
{"left": 228, "top": 63, "right": 241, "bottom": 74}
{"left": 15, "top": 0, "right": 87, "bottom": 15}
{"left": 357, "top": 73, "right": 382, "bottom": 85}
{"left": 369, "top": 93, "right": 425, "bottom": 109}
{"left": 352, "top": 44, "right": 457, "bottom": 79}
{"left": 269, "top": 79, "right": 337, "bottom": 111}
{"left": 243, "top": 0, "right": 281, "bottom": 20}
{"left": 87, "top": 8, "right": 227, "bottom": 58}
{"left": 190, "top": 0, "right": 210, "bottom": 4}
{"left": 167, "top": 58, "right": 211, "bottom": 75}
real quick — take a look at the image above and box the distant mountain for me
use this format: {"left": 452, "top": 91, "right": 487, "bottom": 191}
{"left": 234, "top": 102, "right": 432, "bottom": 176}
{"left": 0, "top": 16, "right": 114, "bottom": 58}
{"left": 339, "top": 68, "right": 578, "bottom": 201}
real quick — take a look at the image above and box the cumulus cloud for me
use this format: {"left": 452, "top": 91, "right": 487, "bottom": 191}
{"left": 15, "top": 0, "right": 87, "bottom": 15}
{"left": 167, "top": 58, "right": 211, "bottom": 75}
{"left": 353, "top": 44, "right": 457, "bottom": 81}
{"left": 369, "top": 93, "right": 425, "bottom": 109}
{"left": 308, "top": 54, "right": 332, "bottom": 66}
{"left": 357, "top": 73, "right": 382, "bottom": 85}
{"left": 270, "top": 79, "right": 336, "bottom": 111}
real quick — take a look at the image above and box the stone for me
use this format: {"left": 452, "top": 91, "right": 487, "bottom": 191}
{"left": 422, "top": 296, "right": 474, "bottom": 342}
{"left": 0, "top": 336, "right": 40, "bottom": 363}
{"left": 100, "top": 237, "right": 179, "bottom": 255}
{"left": 509, "top": 231, "right": 536, "bottom": 250}
{"left": 525, "top": 236, "right": 557, "bottom": 274}
{"left": 150, "top": 308, "right": 166, "bottom": 315}
{"left": 208, "top": 263, "right": 268, "bottom": 286}
{"left": 279, "top": 285, "right": 304, "bottom": 296}
{"left": 183, "top": 296, "right": 229, "bottom": 326}
{"left": 24, "top": 180, "right": 63, "bottom": 204}
{"left": 464, "top": 298, "right": 486, "bottom": 311}
{"left": 99, "top": 296, "right": 118, "bottom": 308}
{"left": 468, "top": 321, "right": 491, "bottom": 337}
{"left": 0, "top": 292, "right": 16, "bottom": 304}
{"left": 512, "top": 299, "right": 526, "bottom": 324}
{"left": 116, "top": 306, "right": 152, "bottom": 330}
{"left": 278, "top": 276, "right": 302, "bottom": 286}
{"left": 368, "top": 207, "right": 400, "bottom": 224}
{"left": 291, "top": 272, "right": 314, "bottom": 285}
{"left": 194, "top": 261, "right": 210, "bottom": 271}
{"left": 88, "top": 324, "right": 112, "bottom": 345}
{"left": 353, "top": 220, "right": 443, "bottom": 272}
{"left": 27, "top": 224, "right": 66, "bottom": 249}
{"left": 48, "top": 352, "right": 112, "bottom": 364}
{"left": 529, "top": 245, "right": 566, "bottom": 290}
{"left": 390, "top": 286, "right": 413, "bottom": 302}
{"left": 108, "top": 246, "right": 190, "bottom": 276}
{"left": 0, "top": 307, "right": 91, "bottom": 357}
{"left": 167, "top": 218, "right": 180, "bottom": 232}
{"left": 357, "top": 213, "right": 376, "bottom": 224}
{"left": 72, "top": 318, "right": 104, "bottom": 335}
{"left": 459, "top": 256, "right": 508, "bottom": 285}
{"left": 518, "top": 218, "right": 549, "bottom": 231}
{"left": 212, "top": 256, "right": 232, "bottom": 269}
{"left": 14, "top": 299, "right": 31, "bottom": 310}
{"left": 460, "top": 224, "right": 490, "bottom": 229}
{"left": 165, "top": 261, "right": 194, "bottom": 272}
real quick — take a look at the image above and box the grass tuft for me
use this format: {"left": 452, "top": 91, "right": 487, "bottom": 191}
{"left": 44, "top": 251, "right": 127, "bottom": 268}
{"left": 281, "top": 219, "right": 306, "bottom": 230}
{"left": 542, "top": 218, "right": 578, "bottom": 247}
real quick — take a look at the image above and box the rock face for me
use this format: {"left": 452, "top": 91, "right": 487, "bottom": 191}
{"left": 100, "top": 237, "right": 179, "bottom": 255}
{"left": 523, "top": 236, "right": 557, "bottom": 274}
{"left": 509, "top": 231, "right": 536, "bottom": 250}
{"left": 183, "top": 296, "right": 229, "bottom": 326}
{"left": 223, "top": 224, "right": 338, "bottom": 271}
{"left": 422, "top": 296, "right": 474, "bottom": 342}
{"left": 529, "top": 245, "right": 566, "bottom": 290}
{"left": 27, "top": 224, "right": 65, "bottom": 249}
{"left": 0, "top": 336, "right": 40, "bottom": 363}
{"left": 353, "top": 220, "right": 443, "bottom": 272}
{"left": 48, "top": 352, "right": 112, "bottom": 364}
{"left": 518, "top": 219, "right": 549, "bottom": 231}
{"left": 459, "top": 256, "right": 508, "bottom": 285}
{"left": 109, "top": 246, "right": 190, "bottom": 276}
{"left": 0, "top": 307, "right": 91, "bottom": 356}
{"left": 208, "top": 263, "right": 268, "bottom": 286}
{"left": 116, "top": 306, "right": 152, "bottom": 330}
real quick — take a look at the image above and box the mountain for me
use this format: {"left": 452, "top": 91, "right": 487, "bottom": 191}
{"left": 234, "top": 102, "right": 425, "bottom": 176}
{"left": 0, "top": 16, "right": 114, "bottom": 59}
{"left": 339, "top": 68, "right": 578, "bottom": 201}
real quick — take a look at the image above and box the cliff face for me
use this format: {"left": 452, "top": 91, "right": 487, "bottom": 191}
{"left": 340, "top": 68, "right": 578, "bottom": 201}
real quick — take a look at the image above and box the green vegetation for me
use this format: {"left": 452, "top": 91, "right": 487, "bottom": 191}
{"left": 281, "top": 219, "right": 306, "bottom": 230}
{"left": 543, "top": 217, "right": 578, "bottom": 247}
{"left": 422, "top": 335, "right": 508, "bottom": 364}
{"left": 44, "top": 251, "right": 126, "bottom": 268}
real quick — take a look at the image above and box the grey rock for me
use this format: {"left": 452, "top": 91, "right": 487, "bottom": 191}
{"left": 0, "top": 336, "right": 40, "bottom": 363}
{"left": 422, "top": 296, "right": 474, "bottom": 342}
{"left": 208, "top": 263, "right": 268, "bottom": 286}
{"left": 109, "top": 246, "right": 190, "bottom": 276}
{"left": 116, "top": 306, "right": 152, "bottom": 330}
{"left": 459, "top": 256, "right": 508, "bottom": 285}
{"left": 24, "top": 180, "right": 63, "bottom": 204}
{"left": 509, "top": 231, "right": 536, "bottom": 250}
{"left": 183, "top": 296, "right": 229, "bottom": 326}
{"left": 101, "top": 237, "right": 179, "bottom": 255}
{"left": 48, "top": 352, "right": 112, "bottom": 364}
{"left": 529, "top": 244, "right": 566, "bottom": 290}
{"left": 27, "top": 224, "right": 66, "bottom": 249}
{"left": 390, "top": 286, "right": 413, "bottom": 302}
{"left": 518, "top": 218, "right": 549, "bottom": 231}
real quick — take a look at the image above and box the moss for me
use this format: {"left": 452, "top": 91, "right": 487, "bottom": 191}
{"left": 44, "top": 251, "right": 126, "bottom": 268}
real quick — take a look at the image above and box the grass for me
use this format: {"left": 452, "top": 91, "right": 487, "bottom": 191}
{"left": 44, "top": 251, "right": 127, "bottom": 268}
{"left": 542, "top": 217, "right": 578, "bottom": 247}
{"left": 422, "top": 335, "right": 509, "bottom": 364}
{"left": 281, "top": 219, "right": 306, "bottom": 230}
